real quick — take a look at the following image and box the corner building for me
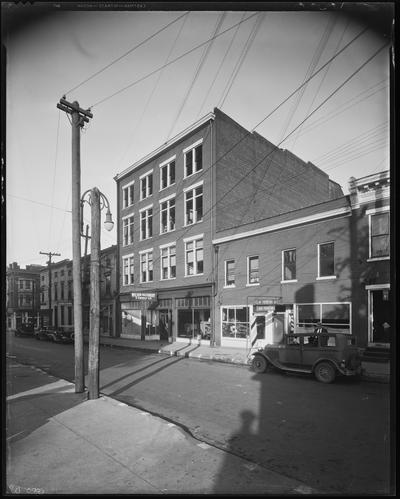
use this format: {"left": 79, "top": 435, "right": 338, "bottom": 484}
{"left": 114, "top": 108, "right": 343, "bottom": 344}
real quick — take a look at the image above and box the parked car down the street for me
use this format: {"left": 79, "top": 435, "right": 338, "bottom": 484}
{"left": 251, "top": 332, "right": 362, "bottom": 383}
{"left": 34, "top": 327, "right": 74, "bottom": 344}
{"left": 14, "top": 323, "right": 36, "bottom": 337}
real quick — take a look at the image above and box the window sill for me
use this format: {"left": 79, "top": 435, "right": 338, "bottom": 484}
{"left": 160, "top": 228, "right": 176, "bottom": 235}
{"left": 183, "top": 220, "right": 203, "bottom": 228}
{"left": 183, "top": 170, "right": 203, "bottom": 180}
{"left": 184, "top": 273, "right": 204, "bottom": 278}
{"left": 316, "top": 276, "right": 337, "bottom": 280}
{"left": 159, "top": 184, "right": 176, "bottom": 192}
{"left": 224, "top": 285, "right": 236, "bottom": 289}
{"left": 281, "top": 279, "right": 298, "bottom": 284}
{"left": 367, "top": 257, "right": 390, "bottom": 262}
{"left": 139, "top": 195, "right": 153, "bottom": 202}
{"left": 139, "top": 237, "right": 153, "bottom": 242}
{"left": 160, "top": 277, "right": 177, "bottom": 281}
{"left": 246, "top": 283, "right": 260, "bottom": 287}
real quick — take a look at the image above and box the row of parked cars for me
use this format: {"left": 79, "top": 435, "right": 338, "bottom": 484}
{"left": 14, "top": 323, "right": 74, "bottom": 344}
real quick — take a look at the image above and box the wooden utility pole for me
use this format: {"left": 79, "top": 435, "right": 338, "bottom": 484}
{"left": 39, "top": 251, "right": 61, "bottom": 327}
{"left": 57, "top": 97, "right": 93, "bottom": 394}
{"left": 88, "top": 188, "right": 101, "bottom": 399}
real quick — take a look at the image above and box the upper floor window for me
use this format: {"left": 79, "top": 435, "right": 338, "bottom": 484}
{"left": 282, "top": 249, "right": 296, "bottom": 281}
{"left": 41, "top": 275, "right": 45, "bottom": 282}
{"left": 160, "top": 157, "right": 175, "bottom": 190}
{"left": 184, "top": 182, "right": 203, "bottom": 225}
{"left": 122, "top": 215, "right": 134, "bottom": 246}
{"left": 60, "top": 270, "right": 65, "bottom": 277}
{"left": 122, "top": 254, "right": 134, "bottom": 286}
{"left": 68, "top": 269, "right": 72, "bottom": 277}
{"left": 60, "top": 281, "right": 65, "bottom": 300}
{"left": 140, "top": 206, "right": 153, "bottom": 240}
{"left": 140, "top": 171, "right": 153, "bottom": 200}
{"left": 24, "top": 280, "right": 32, "bottom": 290}
{"left": 161, "top": 244, "right": 176, "bottom": 280}
{"left": 185, "top": 236, "right": 203, "bottom": 276}
{"left": 370, "top": 211, "right": 390, "bottom": 258}
{"left": 54, "top": 283, "right": 58, "bottom": 301}
{"left": 247, "top": 256, "right": 259, "bottom": 285}
{"left": 67, "top": 280, "right": 72, "bottom": 300}
{"left": 19, "top": 280, "right": 24, "bottom": 289}
{"left": 122, "top": 181, "right": 135, "bottom": 208}
{"left": 225, "top": 260, "right": 235, "bottom": 287}
{"left": 140, "top": 250, "right": 153, "bottom": 283}
{"left": 184, "top": 140, "right": 203, "bottom": 177}
{"left": 54, "top": 271, "right": 58, "bottom": 279}
{"left": 160, "top": 196, "right": 176, "bottom": 234}
{"left": 318, "top": 242, "right": 335, "bottom": 278}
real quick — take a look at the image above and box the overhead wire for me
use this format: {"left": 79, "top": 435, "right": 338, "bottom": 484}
{"left": 278, "top": 14, "right": 337, "bottom": 144}
{"left": 48, "top": 110, "right": 61, "bottom": 247}
{"left": 290, "top": 15, "right": 348, "bottom": 149}
{"left": 64, "top": 12, "right": 189, "bottom": 97}
{"left": 133, "top": 39, "right": 389, "bottom": 284}
{"left": 115, "top": 12, "right": 190, "bottom": 170}
{"left": 89, "top": 12, "right": 259, "bottom": 108}
{"left": 166, "top": 12, "right": 227, "bottom": 140}
{"left": 218, "top": 12, "right": 266, "bottom": 109}
{"left": 197, "top": 13, "right": 246, "bottom": 118}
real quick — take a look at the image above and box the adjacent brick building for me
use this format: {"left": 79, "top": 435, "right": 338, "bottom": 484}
{"left": 38, "top": 245, "right": 118, "bottom": 335}
{"left": 213, "top": 170, "right": 391, "bottom": 352}
{"left": 6, "top": 263, "right": 44, "bottom": 329}
{"left": 114, "top": 108, "right": 344, "bottom": 343}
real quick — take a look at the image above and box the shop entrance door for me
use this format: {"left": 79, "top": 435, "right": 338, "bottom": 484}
{"left": 159, "top": 310, "right": 170, "bottom": 341}
{"left": 369, "top": 287, "right": 391, "bottom": 346}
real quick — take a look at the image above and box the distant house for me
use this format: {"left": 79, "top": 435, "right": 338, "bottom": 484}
{"left": 39, "top": 245, "right": 118, "bottom": 335}
{"left": 114, "top": 108, "right": 343, "bottom": 343}
{"left": 6, "top": 263, "right": 44, "bottom": 329}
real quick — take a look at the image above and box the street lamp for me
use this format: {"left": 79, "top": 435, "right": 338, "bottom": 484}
{"left": 81, "top": 187, "right": 114, "bottom": 399}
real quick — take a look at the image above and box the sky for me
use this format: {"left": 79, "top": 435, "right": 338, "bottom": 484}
{"left": 4, "top": 2, "right": 392, "bottom": 269}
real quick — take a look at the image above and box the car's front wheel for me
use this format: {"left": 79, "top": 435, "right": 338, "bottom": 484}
{"left": 314, "top": 361, "right": 336, "bottom": 383}
{"left": 252, "top": 354, "right": 269, "bottom": 373}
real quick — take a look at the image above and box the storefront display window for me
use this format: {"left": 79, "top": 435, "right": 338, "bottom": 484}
{"left": 222, "top": 306, "right": 249, "bottom": 338}
{"left": 295, "top": 302, "right": 351, "bottom": 332}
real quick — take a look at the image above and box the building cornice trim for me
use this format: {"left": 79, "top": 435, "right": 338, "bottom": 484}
{"left": 213, "top": 206, "right": 352, "bottom": 245}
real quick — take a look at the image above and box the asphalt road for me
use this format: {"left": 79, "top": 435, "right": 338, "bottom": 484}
{"left": 7, "top": 333, "right": 392, "bottom": 495}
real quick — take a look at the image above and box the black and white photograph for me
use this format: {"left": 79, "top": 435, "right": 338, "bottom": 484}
{"left": 3, "top": 1, "right": 395, "bottom": 495}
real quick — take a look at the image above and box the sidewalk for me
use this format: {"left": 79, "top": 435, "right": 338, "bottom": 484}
{"left": 95, "top": 334, "right": 390, "bottom": 383}
{"left": 6, "top": 359, "right": 317, "bottom": 495}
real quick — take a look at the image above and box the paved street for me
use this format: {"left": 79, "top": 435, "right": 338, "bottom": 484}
{"left": 7, "top": 333, "right": 391, "bottom": 495}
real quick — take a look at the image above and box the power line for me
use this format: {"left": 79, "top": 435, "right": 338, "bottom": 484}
{"left": 65, "top": 12, "right": 189, "bottom": 96}
{"left": 134, "top": 39, "right": 389, "bottom": 278}
{"left": 166, "top": 12, "right": 227, "bottom": 141}
{"left": 197, "top": 13, "right": 245, "bottom": 118}
{"left": 7, "top": 193, "right": 71, "bottom": 212}
{"left": 89, "top": 13, "right": 259, "bottom": 108}
{"left": 115, "top": 12, "right": 190, "bottom": 171}
{"left": 218, "top": 12, "right": 265, "bottom": 109}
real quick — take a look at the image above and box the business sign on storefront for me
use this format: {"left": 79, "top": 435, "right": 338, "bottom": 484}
{"left": 250, "top": 296, "right": 282, "bottom": 314}
{"left": 131, "top": 292, "right": 157, "bottom": 301}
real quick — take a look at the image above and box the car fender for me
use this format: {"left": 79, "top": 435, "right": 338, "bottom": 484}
{"left": 312, "top": 357, "right": 342, "bottom": 374}
{"left": 252, "top": 350, "right": 282, "bottom": 370}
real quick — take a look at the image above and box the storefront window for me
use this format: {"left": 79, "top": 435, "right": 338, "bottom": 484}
{"left": 295, "top": 302, "right": 350, "bottom": 332}
{"left": 222, "top": 306, "right": 249, "bottom": 338}
{"left": 177, "top": 307, "right": 210, "bottom": 339}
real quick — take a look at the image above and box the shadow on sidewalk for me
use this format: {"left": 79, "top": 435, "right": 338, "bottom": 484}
{"left": 7, "top": 385, "right": 87, "bottom": 444}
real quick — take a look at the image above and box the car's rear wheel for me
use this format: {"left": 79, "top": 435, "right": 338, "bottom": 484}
{"left": 252, "top": 355, "right": 268, "bottom": 373}
{"left": 314, "top": 361, "right": 336, "bottom": 383}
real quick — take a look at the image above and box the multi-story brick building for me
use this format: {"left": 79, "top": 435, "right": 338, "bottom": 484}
{"left": 6, "top": 263, "right": 44, "bottom": 329}
{"left": 39, "top": 245, "right": 118, "bottom": 335}
{"left": 114, "top": 108, "right": 343, "bottom": 343}
{"left": 212, "top": 170, "right": 391, "bottom": 354}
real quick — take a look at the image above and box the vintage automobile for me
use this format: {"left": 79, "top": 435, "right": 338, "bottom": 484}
{"left": 14, "top": 323, "right": 36, "bottom": 337}
{"left": 34, "top": 327, "right": 73, "bottom": 343}
{"left": 251, "top": 332, "right": 362, "bottom": 383}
